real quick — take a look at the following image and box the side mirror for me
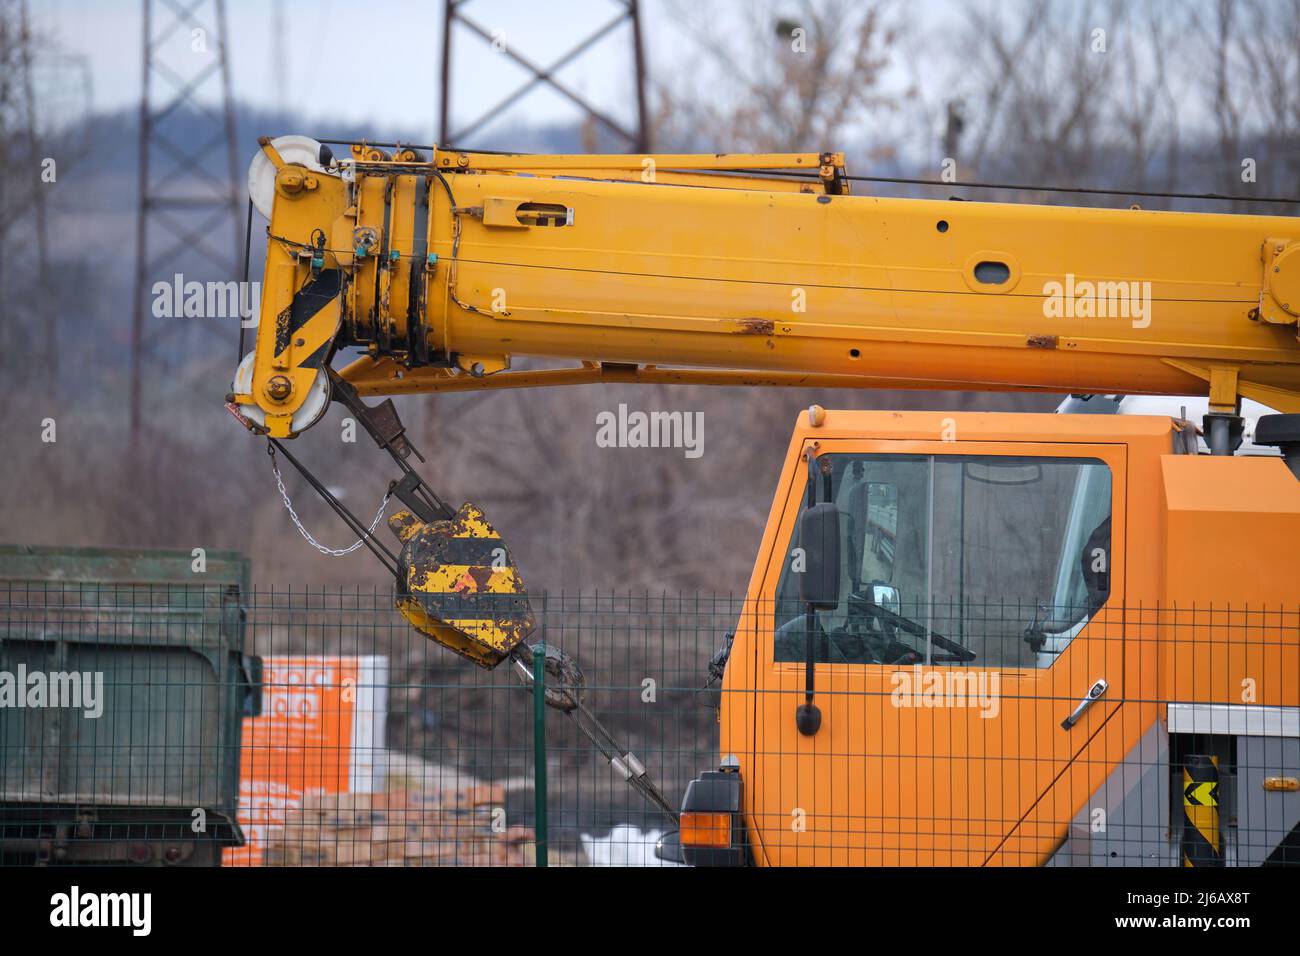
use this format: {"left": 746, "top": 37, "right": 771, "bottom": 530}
{"left": 869, "top": 583, "right": 901, "bottom": 614}
{"left": 798, "top": 502, "right": 841, "bottom": 610}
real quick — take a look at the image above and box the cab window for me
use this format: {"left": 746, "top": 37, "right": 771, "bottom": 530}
{"left": 773, "top": 454, "right": 1112, "bottom": 668}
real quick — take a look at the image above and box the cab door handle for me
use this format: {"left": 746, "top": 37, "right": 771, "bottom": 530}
{"left": 1061, "top": 678, "right": 1108, "bottom": 730}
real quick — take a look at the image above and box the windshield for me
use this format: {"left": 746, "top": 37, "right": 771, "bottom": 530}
{"left": 774, "top": 454, "right": 1112, "bottom": 668}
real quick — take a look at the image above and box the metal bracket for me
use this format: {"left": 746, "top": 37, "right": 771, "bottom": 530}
{"left": 387, "top": 472, "right": 441, "bottom": 524}
{"left": 330, "top": 373, "right": 420, "bottom": 461}
{"left": 328, "top": 371, "right": 454, "bottom": 524}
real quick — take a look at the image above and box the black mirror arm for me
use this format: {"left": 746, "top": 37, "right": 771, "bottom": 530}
{"left": 797, "top": 452, "right": 826, "bottom": 736}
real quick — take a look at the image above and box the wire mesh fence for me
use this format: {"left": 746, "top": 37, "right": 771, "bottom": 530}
{"left": 0, "top": 582, "right": 727, "bottom": 867}
{"left": 1, "top": 579, "right": 1298, "bottom": 867}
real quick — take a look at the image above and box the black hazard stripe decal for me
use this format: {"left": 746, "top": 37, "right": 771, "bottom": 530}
{"left": 417, "top": 592, "right": 534, "bottom": 621}
{"left": 419, "top": 536, "right": 514, "bottom": 568}
{"left": 1182, "top": 817, "right": 1220, "bottom": 863}
{"left": 275, "top": 268, "right": 344, "bottom": 357}
{"left": 1181, "top": 761, "right": 1222, "bottom": 864}
{"left": 297, "top": 337, "right": 332, "bottom": 370}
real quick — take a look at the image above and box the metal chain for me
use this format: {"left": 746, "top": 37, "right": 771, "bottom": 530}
{"left": 269, "top": 447, "right": 390, "bottom": 556}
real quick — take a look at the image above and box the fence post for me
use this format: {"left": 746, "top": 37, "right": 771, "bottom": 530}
{"left": 532, "top": 643, "right": 549, "bottom": 868}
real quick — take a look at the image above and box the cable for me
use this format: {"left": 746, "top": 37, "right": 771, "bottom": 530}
{"left": 316, "top": 137, "right": 438, "bottom": 151}
{"left": 663, "top": 167, "right": 1300, "bottom": 205}
{"left": 648, "top": 165, "right": 1299, "bottom": 205}
{"left": 510, "top": 643, "right": 679, "bottom": 823}
{"left": 314, "top": 137, "right": 537, "bottom": 157}
{"left": 427, "top": 168, "right": 489, "bottom": 318}
{"left": 315, "top": 133, "right": 1299, "bottom": 206}
{"left": 838, "top": 173, "right": 1300, "bottom": 206}
{"left": 314, "top": 130, "right": 1299, "bottom": 205}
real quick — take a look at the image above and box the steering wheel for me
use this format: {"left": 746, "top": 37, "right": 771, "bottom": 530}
{"left": 823, "top": 626, "right": 870, "bottom": 664}
{"left": 844, "top": 589, "right": 977, "bottom": 664}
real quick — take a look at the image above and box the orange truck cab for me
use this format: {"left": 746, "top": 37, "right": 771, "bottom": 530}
{"left": 671, "top": 409, "right": 1300, "bottom": 867}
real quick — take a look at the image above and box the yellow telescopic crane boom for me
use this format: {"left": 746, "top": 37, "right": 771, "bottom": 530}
{"left": 228, "top": 136, "right": 1300, "bottom": 665}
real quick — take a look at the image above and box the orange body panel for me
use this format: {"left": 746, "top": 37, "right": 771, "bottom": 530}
{"left": 721, "top": 410, "right": 1300, "bottom": 866}
{"left": 1158, "top": 456, "right": 1300, "bottom": 708}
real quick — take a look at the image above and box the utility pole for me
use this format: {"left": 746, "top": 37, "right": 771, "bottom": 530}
{"left": 130, "top": 0, "right": 241, "bottom": 440}
{"left": 0, "top": 0, "right": 52, "bottom": 382}
{"left": 438, "top": 0, "right": 650, "bottom": 151}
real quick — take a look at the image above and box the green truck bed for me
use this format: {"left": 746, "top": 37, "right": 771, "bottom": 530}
{"left": 0, "top": 545, "right": 259, "bottom": 865}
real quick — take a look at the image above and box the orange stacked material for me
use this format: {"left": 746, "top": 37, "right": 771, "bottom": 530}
{"left": 261, "top": 787, "right": 536, "bottom": 866}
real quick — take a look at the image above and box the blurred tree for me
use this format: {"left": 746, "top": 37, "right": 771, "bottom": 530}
{"left": 940, "top": 0, "right": 1298, "bottom": 213}
{"left": 942, "top": 0, "right": 1185, "bottom": 202}
{"left": 1188, "top": 0, "right": 1300, "bottom": 212}
{"left": 655, "top": 0, "right": 907, "bottom": 154}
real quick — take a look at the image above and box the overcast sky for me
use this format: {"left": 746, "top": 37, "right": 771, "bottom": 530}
{"left": 33, "top": 0, "right": 726, "bottom": 141}
{"left": 33, "top": 0, "right": 969, "bottom": 147}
